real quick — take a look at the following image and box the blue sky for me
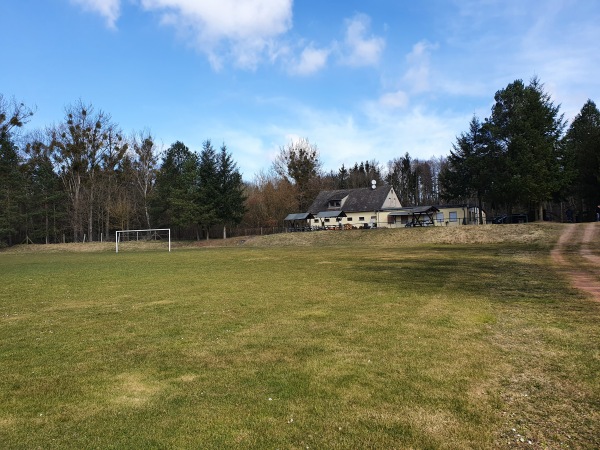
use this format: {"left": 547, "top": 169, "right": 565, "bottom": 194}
{"left": 2, "top": 0, "right": 599, "bottom": 179}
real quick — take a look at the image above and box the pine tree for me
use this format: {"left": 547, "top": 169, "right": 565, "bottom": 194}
{"left": 487, "top": 78, "right": 565, "bottom": 220}
{"left": 0, "top": 135, "right": 25, "bottom": 246}
{"left": 152, "top": 141, "right": 199, "bottom": 234}
{"left": 23, "top": 145, "right": 65, "bottom": 244}
{"left": 0, "top": 96, "right": 33, "bottom": 246}
{"left": 197, "top": 140, "right": 219, "bottom": 239}
{"left": 564, "top": 99, "right": 600, "bottom": 215}
{"left": 440, "top": 116, "right": 492, "bottom": 222}
{"left": 216, "top": 143, "right": 246, "bottom": 238}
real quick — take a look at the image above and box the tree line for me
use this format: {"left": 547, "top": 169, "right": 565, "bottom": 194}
{"left": 2, "top": 77, "right": 598, "bottom": 246}
{"left": 0, "top": 97, "right": 245, "bottom": 246}
{"left": 440, "top": 77, "right": 600, "bottom": 223}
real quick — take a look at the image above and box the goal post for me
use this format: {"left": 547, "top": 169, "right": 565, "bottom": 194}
{"left": 115, "top": 228, "right": 171, "bottom": 253}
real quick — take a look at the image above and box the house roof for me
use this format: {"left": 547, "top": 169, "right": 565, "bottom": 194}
{"left": 308, "top": 186, "right": 393, "bottom": 214}
{"left": 283, "top": 212, "right": 314, "bottom": 221}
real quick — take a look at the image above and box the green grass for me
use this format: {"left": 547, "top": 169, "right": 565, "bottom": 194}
{"left": 0, "top": 225, "right": 598, "bottom": 449}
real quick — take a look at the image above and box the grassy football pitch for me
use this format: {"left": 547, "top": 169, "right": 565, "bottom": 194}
{"left": 0, "top": 224, "right": 598, "bottom": 449}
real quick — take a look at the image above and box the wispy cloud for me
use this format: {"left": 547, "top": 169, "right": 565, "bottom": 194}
{"left": 339, "top": 14, "right": 385, "bottom": 67}
{"left": 403, "top": 40, "right": 438, "bottom": 94}
{"left": 378, "top": 90, "right": 409, "bottom": 109}
{"left": 289, "top": 45, "right": 330, "bottom": 76}
{"left": 375, "top": 40, "right": 437, "bottom": 111}
{"left": 70, "top": 0, "right": 120, "bottom": 29}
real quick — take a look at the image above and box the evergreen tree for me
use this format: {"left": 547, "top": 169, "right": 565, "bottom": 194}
{"left": 0, "top": 135, "right": 25, "bottom": 246}
{"left": 0, "top": 96, "right": 33, "bottom": 246}
{"left": 487, "top": 78, "right": 565, "bottom": 220}
{"left": 564, "top": 99, "right": 600, "bottom": 215}
{"left": 23, "top": 142, "right": 65, "bottom": 244}
{"left": 337, "top": 164, "right": 348, "bottom": 189}
{"left": 216, "top": 143, "right": 246, "bottom": 238}
{"left": 152, "top": 141, "right": 199, "bottom": 234}
{"left": 197, "top": 140, "right": 219, "bottom": 239}
{"left": 387, "top": 153, "right": 416, "bottom": 205}
{"left": 440, "top": 116, "right": 491, "bottom": 222}
{"left": 347, "top": 160, "right": 383, "bottom": 188}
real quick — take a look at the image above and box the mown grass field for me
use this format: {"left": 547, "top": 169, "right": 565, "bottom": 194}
{"left": 1, "top": 224, "right": 598, "bottom": 449}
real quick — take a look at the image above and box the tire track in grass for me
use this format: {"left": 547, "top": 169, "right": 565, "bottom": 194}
{"left": 552, "top": 223, "right": 600, "bottom": 301}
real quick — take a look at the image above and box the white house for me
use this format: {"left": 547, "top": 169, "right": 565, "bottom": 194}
{"left": 307, "top": 186, "right": 401, "bottom": 229}
{"left": 287, "top": 187, "right": 487, "bottom": 230}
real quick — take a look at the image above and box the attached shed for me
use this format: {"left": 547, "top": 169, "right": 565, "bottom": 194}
{"left": 315, "top": 210, "right": 347, "bottom": 229}
{"left": 387, "top": 206, "right": 440, "bottom": 227}
{"left": 284, "top": 212, "right": 314, "bottom": 231}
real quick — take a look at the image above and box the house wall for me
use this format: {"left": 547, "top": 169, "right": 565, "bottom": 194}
{"left": 310, "top": 211, "right": 380, "bottom": 228}
{"left": 310, "top": 211, "right": 387, "bottom": 229}
{"left": 382, "top": 188, "right": 402, "bottom": 209}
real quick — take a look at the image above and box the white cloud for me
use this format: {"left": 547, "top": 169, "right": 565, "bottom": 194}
{"left": 378, "top": 90, "right": 409, "bottom": 109}
{"left": 340, "top": 14, "right": 385, "bottom": 67}
{"left": 71, "top": 0, "right": 121, "bottom": 28}
{"left": 139, "top": 0, "right": 293, "bottom": 69}
{"left": 70, "top": 2, "right": 389, "bottom": 74}
{"left": 289, "top": 45, "right": 330, "bottom": 76}
{"left": 404, "top": 40, "right": 438, "bottom": 94}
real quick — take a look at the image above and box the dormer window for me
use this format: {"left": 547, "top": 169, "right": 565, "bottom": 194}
{"left": 328, "top": 200, "right": 341, "bottom": 208}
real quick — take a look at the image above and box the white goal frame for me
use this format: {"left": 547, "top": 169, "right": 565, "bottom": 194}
{"left": 115, "top": 228, "right": 171, "bottom": 253}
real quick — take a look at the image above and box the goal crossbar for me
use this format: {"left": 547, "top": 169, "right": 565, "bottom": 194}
{"left": 116, "top": 228, "right": 171, "bottom": 253}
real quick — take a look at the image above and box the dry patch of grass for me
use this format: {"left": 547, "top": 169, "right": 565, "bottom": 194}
{"left": 244, "top": 222, "right": 563, "bottom": 248}
{"left": 1, "top": 241, "right": 114, "bottom": 253}
{"left": 0, "top": 223, "right": 563, "bottom": 254}
{"left": 111, "top": 373, "right": 163, "bottom": 407}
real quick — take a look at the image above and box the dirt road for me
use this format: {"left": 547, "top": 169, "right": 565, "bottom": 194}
{"left": 551, "top": 223, "right": 600, "bottom": 301}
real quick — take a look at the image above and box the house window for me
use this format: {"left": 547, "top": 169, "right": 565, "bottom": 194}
{"left": 314, "top": 219, "right": 319, "bottom": 223}
{"left": 436, "top": 212, "right": 444, "bottom": 223}
{"left": 324, "top": 218, "right": 330, "bottom": 223}
{"left": 328, "top": 200, "right": 341, "bottom": 208}
{"left": 347, "top": 217, "right": 352, "bottom": 221}
{"left": 449, "top": 211, "right": 458, "bottom": 222}
{"left": 359, "top": 217, "right": 365, "bottom": 221}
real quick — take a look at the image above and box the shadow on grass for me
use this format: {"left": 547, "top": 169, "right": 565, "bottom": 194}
{"left": 343, "top": 244, "right": 580, "bottom": 306}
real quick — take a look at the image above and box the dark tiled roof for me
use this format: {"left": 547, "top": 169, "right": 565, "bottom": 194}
{"left": 316, "top": 210, "right": 347, "bottom": 218}
{"left": 284, "top": 213, "right": 314, "bottom": 221}
{"left": 308, "top": 186, "right": 393, "bottom": 214}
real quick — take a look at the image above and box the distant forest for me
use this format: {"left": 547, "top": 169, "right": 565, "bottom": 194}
{"left": 1, "top": 77, "right": 599, "bottom": 246}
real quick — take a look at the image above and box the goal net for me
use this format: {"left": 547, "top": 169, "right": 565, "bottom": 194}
{"left": 115, "top": 228, "right": 171, "bottom": 253}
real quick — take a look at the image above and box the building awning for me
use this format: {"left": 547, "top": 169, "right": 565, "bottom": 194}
{"left": 316, "top": 210, "right": 347, "bottom": 219}
{"left": 284, "top": 213, "right": 314, "bottom": 221}
{"left": 386, "top": 206, "right": 439, "bottom": 227}
{"left": 387, "top": 206, "right": 439, "bottom": 216}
